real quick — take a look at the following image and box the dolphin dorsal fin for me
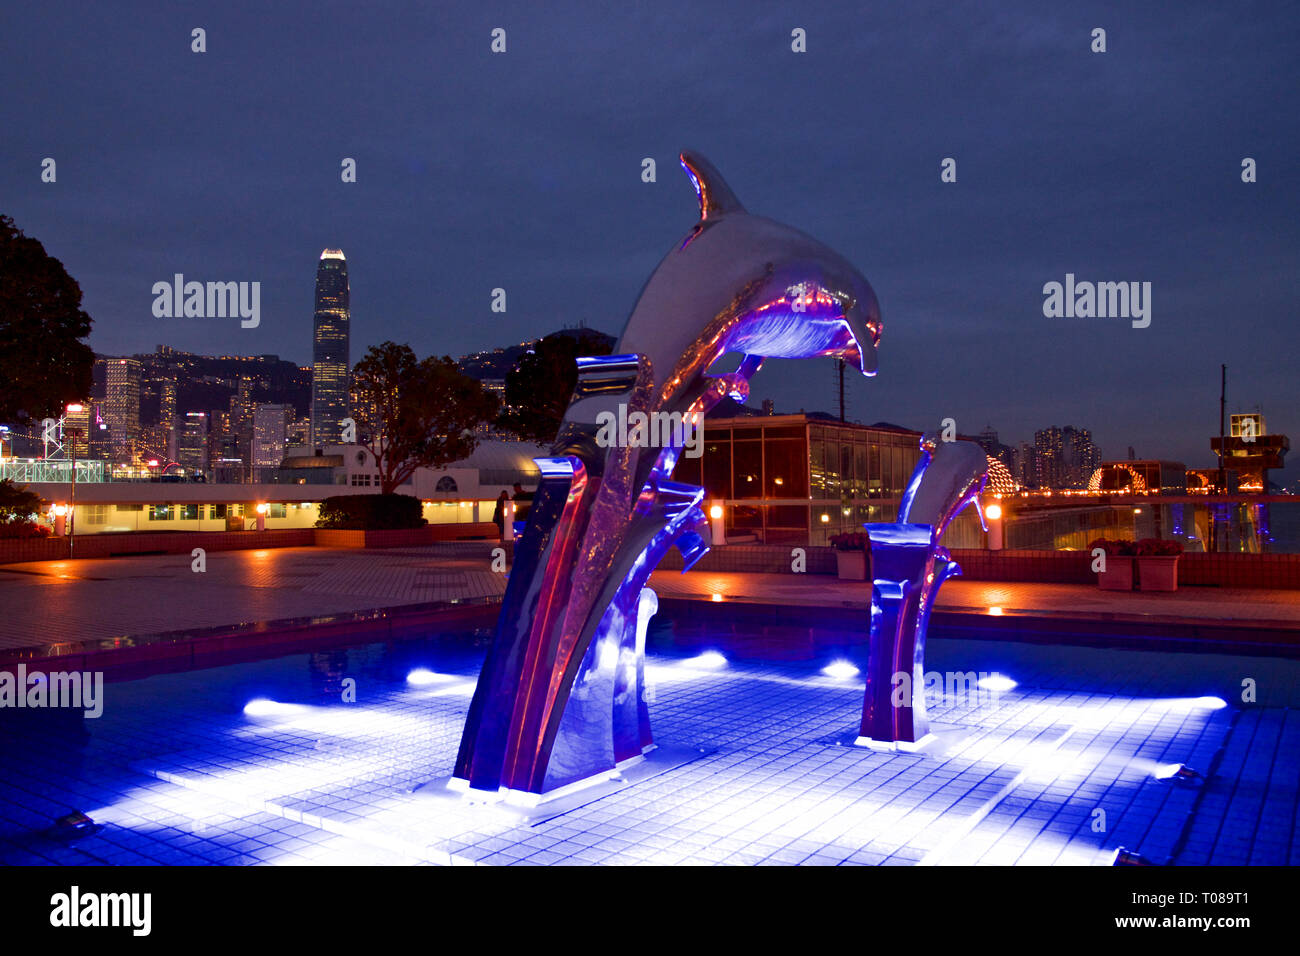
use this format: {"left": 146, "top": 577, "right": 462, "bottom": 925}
{"left": 680, "top": 151, "right": 745, "bottom": 220}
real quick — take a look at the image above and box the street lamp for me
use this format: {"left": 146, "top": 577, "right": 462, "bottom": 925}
{"left": 64, "top": 404, "right": 84, "bottom": 559}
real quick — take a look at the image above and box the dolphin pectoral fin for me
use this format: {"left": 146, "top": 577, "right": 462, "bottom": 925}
{"left": 680, "top": 151, "right": 745, "bottom": 220}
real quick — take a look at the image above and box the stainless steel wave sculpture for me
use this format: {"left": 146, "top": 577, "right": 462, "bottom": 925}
{"left": 859, "top": 435, "right": 989, "bottom": 750}
{"left": 452, "top": 151, "right": 882, "bottom": 801}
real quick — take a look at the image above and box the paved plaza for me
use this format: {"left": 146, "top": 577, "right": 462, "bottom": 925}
{"left": 5, "top": 544, "right": 1300, "bottom": 654}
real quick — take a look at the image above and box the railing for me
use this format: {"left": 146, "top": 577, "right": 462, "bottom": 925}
{"left": 708, "top": 497, "right": 987, "bottom": 550}
{"left": 707, "top": 494, "right": 1300, "bottom": 554}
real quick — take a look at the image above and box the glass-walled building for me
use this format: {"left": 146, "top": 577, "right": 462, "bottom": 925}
{"left": 311, "top": 249, "right": 350, "bottom": 445}
{"left": 674, "top": 413, "right": 929, "bottom": 546}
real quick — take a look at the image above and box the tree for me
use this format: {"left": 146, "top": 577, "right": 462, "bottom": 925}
{"left": 497, "top": 330, "right": 614, "bottom": 443}
{"left": 351, "top": 342, "right": 498, "bottom": 495}
{"left": 0, "top": 479, "right": 47, "bottom": 531}
{"left": 0, "top": 215, "right": 95, "bottom": 422}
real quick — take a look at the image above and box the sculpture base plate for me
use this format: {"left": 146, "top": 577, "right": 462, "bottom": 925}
{"left": 411, "top": 745, "right": 712, "bottom": 826}
{"left": 822, "top": 722, "right": 975, "bottom": 758}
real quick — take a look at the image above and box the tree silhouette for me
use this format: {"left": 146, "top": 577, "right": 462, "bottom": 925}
{"left": 351, "top": 342, "right": 498, "bottom": 495}
{"left": 497, "top": 330, "right": 614, "bottom": 443}
{"left": 0, "top": 215, "right": 95, "bottom": 422}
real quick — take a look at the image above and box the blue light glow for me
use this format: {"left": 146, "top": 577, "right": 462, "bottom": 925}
{"left": 406, "top": 668, "right": 454, "bottom": 687}
{"left": 822, "top": 660, "right": 860, "bottom": 679}
{"left": 243, "top": 698, "right": 304, "bottom": 718}
{"left": 978, "top": 674, "right": 1018, "bottom": 693}
{"left": 683, "top": 651, "right": 727, "bottom": 670}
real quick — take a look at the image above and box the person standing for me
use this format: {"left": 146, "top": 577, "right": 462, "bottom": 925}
{"left": 492, "top": 490, "right": 509, "bottom": 539}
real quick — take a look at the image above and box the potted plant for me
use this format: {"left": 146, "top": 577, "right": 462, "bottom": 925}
{"left": 830, "top": 531, "right": 870, "bottom": 581}
{"left": 1089, "top": 537, "right": 1136, "bottom": 591}
{"left": 1135, "top": 538, "right": 1183, "bottom": 592}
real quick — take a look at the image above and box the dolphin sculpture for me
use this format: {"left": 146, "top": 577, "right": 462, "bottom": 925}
{"left": 453, "top": 151, "right": 883, "bottom": 801}
{"left": 858, "top": 435, "right": 989, "bottom": 749}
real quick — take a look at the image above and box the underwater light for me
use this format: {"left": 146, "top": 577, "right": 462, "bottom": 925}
{"left": 52, "top": 811, "right": 96, "bottom": 837}
{"left": 1154, "top": 763, "right": 1204, "bottom": 785}
{"left": 822, "top": 660, "right": 860, "bottom": 679}
{"left": 1112, "top": 846, "right": 1157, "bottom": 866}
{"left": 978, "top": 674, "right": 1017, "bottom": 693}
{"left": 406, "top": 668, "right": 450, "bottom": 687}
{"left": 242, "top": 698, "right": 304, "bottom": 717}
{"left": 684, "top": 651, "right": 727, "bottom": 669}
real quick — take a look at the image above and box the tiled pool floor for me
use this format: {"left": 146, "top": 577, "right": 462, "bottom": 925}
{"left": 1, "top": 632, "right": 1296, "bottom": 866}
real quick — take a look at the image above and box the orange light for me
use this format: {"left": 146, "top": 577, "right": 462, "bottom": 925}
{"left": 65, "top": 403, "right": 84, "bottom": 413}
{"left": 709, "top": 505, "right": 723, "bottom": 520}
{"left": 255, "top": 503, "right": 269, "bottom": 515}
{"left": 988, "top": 606, "right": 1004, "bottom": 616}
{"left": 52, "top": 504, "right": 69, "bottom": 517}
{"left": 985, "top": 503, "right": 1003, "bottom": 521}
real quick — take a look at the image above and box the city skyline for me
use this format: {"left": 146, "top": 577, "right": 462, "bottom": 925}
{"left": 3, "top": 3, "right": 1297, "bottom": 479}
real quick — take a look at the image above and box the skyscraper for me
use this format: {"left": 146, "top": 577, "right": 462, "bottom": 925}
{"left": 1034, "top": 426, "right": 1063, "bottom": 489}
{"left": 253, "top": 404, "right": 292, "bottom": 476}
{"left": 102, "top": 357, "right": 142, "bottom": 462}
{"left": 178, "top": 412, "right": 208, "bottom": 475}
{"left": 311, "top": 249, "right": 350, "bottom": 445}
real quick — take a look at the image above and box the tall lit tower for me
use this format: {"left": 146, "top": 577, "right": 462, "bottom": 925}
{"left": 311, "top": 249, "right": 350, "bottom": 445}
{"left": 102, "top": 357, "right": 142, "bottom": 462}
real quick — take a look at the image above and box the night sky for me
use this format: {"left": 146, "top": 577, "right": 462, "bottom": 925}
{"left": 3, "top": 1, "right": 1297, "bottom": 479}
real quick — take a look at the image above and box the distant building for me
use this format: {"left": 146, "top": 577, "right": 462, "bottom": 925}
{"left": 311, "top": 249, "right": 350, "bottom": 445}
{"left": 976, "top": 425, "right": 1013, "bottom": 469}
{"left": 177, "top": 412, "right": 208, "bottom": 475}
{"left": 102, "top": 357, "right": 142, "bottom": 461}
{"left": 1034, "top": 424, "right": 1098, "bottom": 489}
{"left": 1210, "top": 412, "right": 1289, "bottom": 493}
{"left": 1013, "top": 441, "right": 1036, "bottom": 489}
{"left": 672, "top": 412, "right": 971, "bottom": 546}
{"left": 253, "top": 404, "right": 292, "bottom": 476}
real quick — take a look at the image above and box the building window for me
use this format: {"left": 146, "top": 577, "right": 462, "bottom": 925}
{"left": 435, "top": 476, "right": 458, "bottom": 493}
{"left": 180, "top": 504, "right": 198, "bottom": 520}
{"left": 269, "top": 503, "right": 286, "bottom": 518}
{"left": 149, "top": 505, "right": 172, "bottom": 521}
{"left": 83, "top": 504, "right": 110, "bottom": 524}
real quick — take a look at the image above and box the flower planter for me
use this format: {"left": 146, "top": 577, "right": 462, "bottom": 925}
{"left": 1096, "top": 555, "right": 1134, "bottom": 591}
{"left": 836, "top": 550, "right": 868, "bottom": 581}
{"left": 1138, "top": 555, "right": 1179, "bottom": 592}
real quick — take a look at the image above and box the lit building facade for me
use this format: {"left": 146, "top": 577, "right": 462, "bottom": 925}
{"left": 177, "top": 411, "right": 208, "bottom": 475}
{"left": 674, "top": 413, "right": 940, "bottom": 546}
{"left": 311, "top": 249, "right": 350, "bottom": 445}
{"left": 253, "top": 404, "right": 292, "bottom": 475}
{"left": 102, "top": 357, "right": 142, "bottom": 462}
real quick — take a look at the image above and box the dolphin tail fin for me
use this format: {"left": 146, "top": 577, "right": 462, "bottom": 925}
{"left": 680, "top": 151, "right": 745, "bottom": 220}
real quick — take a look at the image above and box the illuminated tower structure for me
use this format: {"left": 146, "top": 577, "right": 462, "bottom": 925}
{"left": 311, "top": 249, "right": 350, "bottom": 446}
{"left": 1211, "top": 413, "right": 1289, "bottom": 493}
{"left": 103, "top": 358, "right": 142, "bottom": 462}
